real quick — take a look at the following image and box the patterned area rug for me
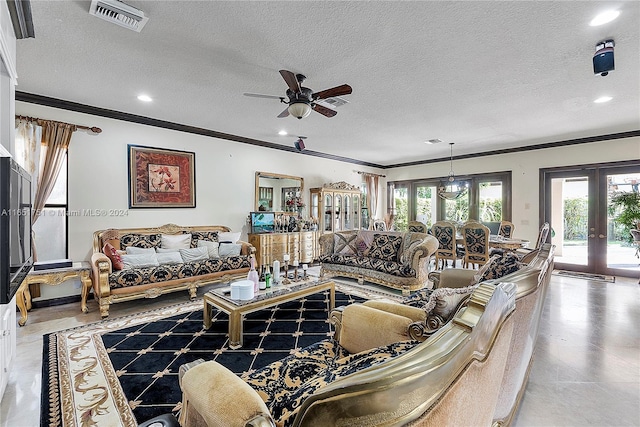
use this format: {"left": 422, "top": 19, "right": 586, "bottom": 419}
{"left": 553, "top": 270, "right": 616, "bottom": 283}
{"left": 41, "top": 281, "right": 401, "bottom": 426}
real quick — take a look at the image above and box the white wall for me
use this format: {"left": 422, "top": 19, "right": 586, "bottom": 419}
{"left": 386, "top": 136, "right": 640, "bottom": 243}
{"left": 14, "top": 102, "right": 383, "bottom": 299}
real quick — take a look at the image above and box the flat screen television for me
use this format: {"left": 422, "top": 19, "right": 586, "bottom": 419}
{"left": 0, "top": 157, "right": 32, "bottom": 304}
{"left": 250, "top": 211, "right": 275, "bottom": 234}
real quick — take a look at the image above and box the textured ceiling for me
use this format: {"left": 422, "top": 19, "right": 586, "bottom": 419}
{"left": 15, "top": 1, "right": 640, "bottom": 167}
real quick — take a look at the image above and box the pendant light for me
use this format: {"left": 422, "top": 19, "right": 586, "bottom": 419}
{"left": 438, "top": 143, "right": 468, "bottom": 200}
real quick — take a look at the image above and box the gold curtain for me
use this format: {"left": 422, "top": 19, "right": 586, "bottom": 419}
{"left": 31, "top": 120, "right": 77, "bottom": 261}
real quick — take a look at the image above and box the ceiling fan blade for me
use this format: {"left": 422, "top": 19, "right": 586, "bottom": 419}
{"left": 243, "top": 93, "right": 282, "bottom": 100}
{"left": 279, "top": 70, "right": 300, "bottom": 93}
{"left": 277, "top": 107, "right": 290, "bottom": 118}
{"left": 312, "top": 84, "right": 352, "bottom": 100}
{"left": 312, "top": 103, "right": 337, "bottom": 118}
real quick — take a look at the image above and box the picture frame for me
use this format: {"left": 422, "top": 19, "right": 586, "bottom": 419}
{"left": 128, "top": 145, "right": 196, "bottom": 208}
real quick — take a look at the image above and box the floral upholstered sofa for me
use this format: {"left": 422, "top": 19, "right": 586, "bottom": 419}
{"left": 90, "top": 224, "right": 254, "bottom": 317}
{"left": 178, "top": 281, "right": 517, "bottom": 427}
{"left": 318, "top": 230, "right": 439, "bottom": 292}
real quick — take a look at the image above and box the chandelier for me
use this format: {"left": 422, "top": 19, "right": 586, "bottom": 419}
{"left": 438, "top": 143, "right": 468, "bottom": 200}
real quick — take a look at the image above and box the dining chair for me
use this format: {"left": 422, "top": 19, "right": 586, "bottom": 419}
{"left": 498, "top": 220, "right": 515, "bottom": 238}
{"left": 460, "top": 221, "right": 491, "bottom": 269}
{"left": 408, "top": 221, "right": 428, "bottom": 233}
{"left": 431, "top": 221, "right": 464, "bottom": 269}
{"left": 372, "top": 219, "right": 387, "bottom": 231}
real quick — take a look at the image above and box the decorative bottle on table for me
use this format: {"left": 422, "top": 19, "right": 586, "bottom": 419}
{"left": 247, "top": 257, "right": 259, "bottom": 293}
{"left": 265, "top": 265, "right": 271, "bottom": 289}
{"left": 258, "top": 266, "right": 266, "bottom": 290}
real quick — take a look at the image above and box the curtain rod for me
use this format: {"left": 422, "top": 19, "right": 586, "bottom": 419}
{"left": 356, "top": 170, "right": 386, "bottom": 178}
{"left": 15, "top": 115, "right": 102, "bottom": 134}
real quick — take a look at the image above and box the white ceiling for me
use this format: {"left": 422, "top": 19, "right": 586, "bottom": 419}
{"left": 15, "top": 1, "right": 640, "bottom": 167}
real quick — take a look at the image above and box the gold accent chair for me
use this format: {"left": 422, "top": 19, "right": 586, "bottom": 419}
{"left": 498, "top": 220, "right": 515, "bottom": 238}
{"left": 432, "top": 220, "right": 464, "bottom": 269}
{"left": 460, "top": 220, "right": 491, "bottom": 268}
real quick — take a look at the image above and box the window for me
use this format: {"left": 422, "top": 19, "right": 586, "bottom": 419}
{"left": 32, "top": 156, "right": 68, "bottom": 261}
{"left": 388, "top": 171, "right": 511, "bottom": 228}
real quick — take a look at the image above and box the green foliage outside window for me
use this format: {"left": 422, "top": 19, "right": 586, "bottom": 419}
{"left": 563, "top": 197, "right": 588, "bottom": 240}
{"left": 394, "top": 187, "right": 408, "bottom": 231}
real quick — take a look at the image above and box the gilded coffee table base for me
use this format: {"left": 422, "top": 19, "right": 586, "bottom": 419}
{"left": 203, "top": 280, "right": 335, "bottom": 349}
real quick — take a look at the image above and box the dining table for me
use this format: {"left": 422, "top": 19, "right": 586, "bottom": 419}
{"left": 456, "top": 234, "right": 530, "bottom": 251}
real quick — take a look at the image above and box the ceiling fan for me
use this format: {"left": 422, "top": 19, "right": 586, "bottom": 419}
{"left": 244, "top": 70, "right": 352, "bottom": 119}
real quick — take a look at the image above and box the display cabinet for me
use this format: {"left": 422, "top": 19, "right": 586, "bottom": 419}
{"left": 309, "top": 182, "right": 362, "bottom": 233}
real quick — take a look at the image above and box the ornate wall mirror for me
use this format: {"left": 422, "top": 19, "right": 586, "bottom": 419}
{"left": 255, "top": 172, "right": 304, "bottom": 213}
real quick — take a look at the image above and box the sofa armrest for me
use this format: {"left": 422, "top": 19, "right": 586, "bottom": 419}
{"left": 179, "top": 360, "right": 275, "bottom": 427}
{"left": 90, "top": 252, "right": 112, "bottom": 298}
{"left": 363, "top": 300, "right": 426, "bottom": 322}
{"left": 335, "top": 304, "right": 414, "bottom": 354}
{"left": 238, "top": 240, "right": 256, "bottom": 256}
{"left": 403, "top": 235, "right": 439, "bottom": 268}
{"left": 428, "top": 269, "right": 476, "bottom": 289}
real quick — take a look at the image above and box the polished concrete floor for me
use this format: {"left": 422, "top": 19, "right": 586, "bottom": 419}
{"left": 1, "top": 272, "right": 638, "bottom": 427}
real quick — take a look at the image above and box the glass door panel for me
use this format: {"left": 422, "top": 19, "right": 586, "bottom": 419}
{"left": 324, "top": 194, "right": 333, "bottom": 232}
{"left": 334, "top": 195, "right": 342, "bottom": 231}
{"left": 549, "top": 176, "right": 590, "bottom": 267}
{"left": 393, "top": 186, "right": 409, "bottom": 231}
{"left": 353, "top": 195, "right": 360, "bottom": 229}
{"left": 444, "top": 188, "right": 469, "bottom": 224}
{"left": 606, "top": 171, "right": 640, "bottom": 273}
{"left": 479, "top": 181, "right": 503, "bottom": 222}
{"left": 344, "top": 195, "right": 352, "bottom": 230}
{"left": 415, "top": 185, "right": 437, "bottom": 228}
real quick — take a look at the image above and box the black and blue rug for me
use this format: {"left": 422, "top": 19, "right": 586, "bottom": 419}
{"left": 41, "top": 289, "right": 366, "bottom": 426}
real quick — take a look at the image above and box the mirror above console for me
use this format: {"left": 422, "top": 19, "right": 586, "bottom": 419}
{"left": 255, "top": 172, "right": 304, "bottom": 213}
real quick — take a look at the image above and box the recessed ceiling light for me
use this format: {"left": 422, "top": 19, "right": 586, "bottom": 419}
{"left": 137, "top": 94, "right": 153, "bottom": 102}
{"left": 278, "top": 130, "right": 288, "bottom": 136}
{"left": 589, "top": 10, "right": 620, "bottom": 26}
{"left": 424, "top": 139, "right": 442, "bottom": 145}
{"left": 594, "top": 96, "right": 613, "bottom": 103}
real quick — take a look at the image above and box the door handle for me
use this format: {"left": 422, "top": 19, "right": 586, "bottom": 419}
{"left": 589, "top": 234, "right": 596, "bottom": 238}
{"left": 599, "top": 234, "right": 606, "bottom": 238}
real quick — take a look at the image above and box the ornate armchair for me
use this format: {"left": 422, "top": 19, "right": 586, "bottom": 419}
{"left": 432, "top": 220, "right": 464, "bottom": 269}
{"left": 460, "top": 221, "right": 491, "bottom": 268}
{"left": 408, "top": 220, "right": 428, "bottom": 233}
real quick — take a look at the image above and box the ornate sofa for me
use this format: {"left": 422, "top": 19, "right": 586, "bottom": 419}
{"left": 178, "top": 281, "right": 517, "bottom": 427}
{"left": 90, "top": 224, "right": 254, "bottom": 318}
{"left": 428, "top": 243, "right": 555, "bottom": 426}
{"left": 318, "top": 230, "right": 439, "bottom": 292}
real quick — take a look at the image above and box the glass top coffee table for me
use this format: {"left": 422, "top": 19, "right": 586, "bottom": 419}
{"left": 203, "top": 279, "right": 335, "bottom": 349}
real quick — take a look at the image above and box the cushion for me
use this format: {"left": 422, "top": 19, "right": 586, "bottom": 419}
{"left": 120, "top": 253, "right": 160, "bottom": 269}
{"left": 103, "top": 242, "right": 124, "bottom": 270}
{"left": 161, "top": 233, "right": 191, "bottom": 249}
{"left": 354, "top": 236, "right": 369, "bottom": 256}
{"left": 156, "top": 251, "right": 183, "bottom": 265}
{"left": 179, "top": 247, "right": 209, "bottom": 263}
{"left": 421, "top": 284, "right": 478, "bottom": 321}
{"left": 334, "top": 233, "right": 358, "bottom": 255}
{"left": 126, "top": 246, "right": 156, "bottom": 255}
{"left": 156, "top": 248, "right": 180, "bottom": 253}
{"left": 472, "top": 252, "right": 523, "bottom": 284}
{"left": 120, "top": 233, "right": 161, "bottom": 249}
{"left": 197, "top": 240, "right": 220, "bottom": 258}
{"left": 219, "top": 243, "right": 242, "bottom": 258}
{"left": 190, "top": 231, "right": 219, "bottom": 248}
{"left": 366, "top": 233, "right": 403, "bottom": 262}
{"left": 218, "top": 231, "right": 241, "bottom": 243}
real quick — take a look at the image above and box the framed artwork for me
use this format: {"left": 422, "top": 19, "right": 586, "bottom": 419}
{"left": 128, "top": 145, "right": 196, "bottom": 208}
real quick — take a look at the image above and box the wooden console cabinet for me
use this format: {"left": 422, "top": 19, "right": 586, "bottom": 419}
{"left": 248, "top": 231, "right": 319, "bottom": 268}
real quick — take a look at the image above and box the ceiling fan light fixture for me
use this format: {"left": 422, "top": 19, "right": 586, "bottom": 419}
{"left": 288, "top": 102, "right": 312, "bottom": 119}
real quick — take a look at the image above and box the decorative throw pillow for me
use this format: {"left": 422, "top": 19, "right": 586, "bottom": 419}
{"left": 421, "top": 284, "right": 478, "bottom": 321}
{"left": 354, "top": 236, "right": 369, "bottom": 256}
{"left": 219, "top": 243, "right": 242, "bottom": 258}
{"left": 218, "top": 231, "right": 241, "bottom": 243}
{"left": 366, "top": 234, "right": 403, "bottom": 262}
{"left": 126, "top": 246, "right": 156, "bottom": 255}
{"left": 161, "top": 233, "right": 192, "bottom": 249}
{"left": 472, "top": 252, "right": 523, "bottom": 285}
{"left": 179, "top": 247, "right": 209, "bottom": 263}
{"left": 120, "top": 233, "right": 161, "bottom": 249}
{"left": 156, "top": 251, "right": 183, "bottom": 265}
{"left": 334, "top": 233, "right": 358, "bottom": 256}
{"left": 103, "top": 242, "right": 124, "bottom": 270}
{"left": 156, "top": 248, "right": 180, "bottom": 253}
{"left": 197, "top": 240, "right": 220, "bottom": 258}
{"left": 120, "top": 253, "right": 160, "bottom": 269}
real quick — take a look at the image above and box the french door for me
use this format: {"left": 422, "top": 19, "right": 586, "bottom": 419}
{"left": 542, "top": 161, "right": 640, "bottom": 277}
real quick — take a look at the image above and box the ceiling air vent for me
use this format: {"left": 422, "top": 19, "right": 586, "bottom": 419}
{"left": 89, "top": 0, "right": 149, "bottom": 32}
